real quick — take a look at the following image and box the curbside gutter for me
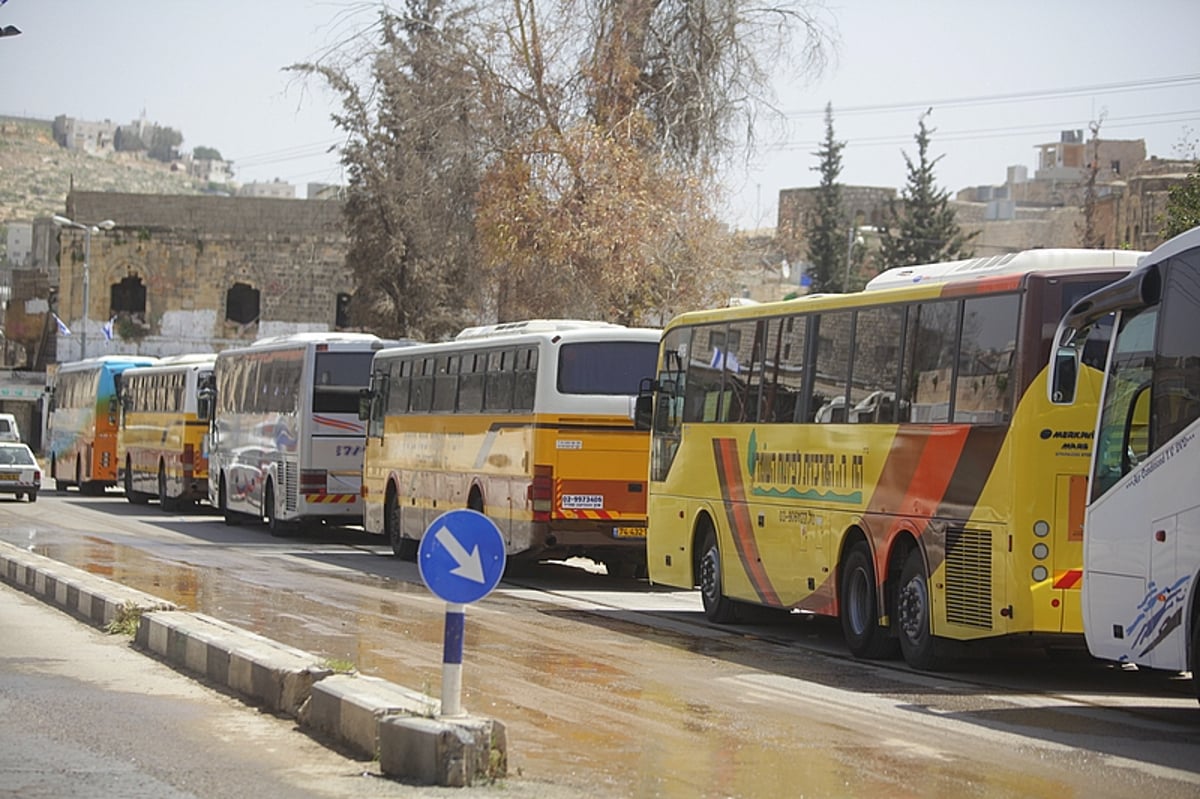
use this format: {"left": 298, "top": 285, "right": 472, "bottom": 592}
{"left": 0, "top": 540, "right": 506, "bottom": 787}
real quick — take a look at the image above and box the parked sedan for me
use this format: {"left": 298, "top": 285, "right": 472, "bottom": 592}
{"left": 0, "top": 442, "right": 40, "bottom": 502}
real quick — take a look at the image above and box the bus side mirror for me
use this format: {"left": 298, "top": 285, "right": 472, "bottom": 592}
{"left": 197, "top": 388, "right": 214, "bottom": 422}
{"left": 1049, "top": 346, "right": 1079, "bottom": 405}
{"left": 358, "top": 388, "right": 373, "bottom": 421}
{"left": 634, "top": 394, "right": 653, "bottom": 430}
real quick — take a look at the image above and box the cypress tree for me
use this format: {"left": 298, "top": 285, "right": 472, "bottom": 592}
{"left": 878, "top": 110, "right": 976, "bottom": 270}
{"left": 805, "top": 103, "right": 847, "bottom": 292}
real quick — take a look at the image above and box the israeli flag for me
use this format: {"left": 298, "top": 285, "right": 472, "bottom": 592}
{"left": 103, "top": 316, "right": 116, "bottom": 342}
{"left": 53, "top": 313, "right": 71, "bottom": 336}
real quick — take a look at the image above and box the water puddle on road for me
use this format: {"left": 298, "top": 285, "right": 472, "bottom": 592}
{"left": 14, "top": 535, "right": 1139, "bottom": 798}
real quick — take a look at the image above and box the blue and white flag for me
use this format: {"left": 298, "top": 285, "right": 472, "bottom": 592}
{"left": 102, "top": 316, "right": 116, "bottom": 341}
{"left": 53, "top": 313, "right": 71, "bottom": 336}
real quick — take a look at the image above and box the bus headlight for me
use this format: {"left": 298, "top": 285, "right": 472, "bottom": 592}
{"left": 1033, "top": 520, "right": 1050, "bottom": 537}
{"left": 1032, "top": 565, "right": 1049, "bottom": 582}
{"left": 1032, "top": 543, "right": 1049, "bottom": 560}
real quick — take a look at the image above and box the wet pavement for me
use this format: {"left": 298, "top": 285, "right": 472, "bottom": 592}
{"left": 3, "top": 492, "right": 1200, "bottom": 798}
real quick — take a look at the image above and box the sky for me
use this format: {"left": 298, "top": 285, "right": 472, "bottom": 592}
{"left": 2, "top": 0, "right": 1198, "bottom": 230}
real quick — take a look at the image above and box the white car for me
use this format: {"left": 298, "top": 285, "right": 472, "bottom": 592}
{"left": 0, "top": 442, "right": 40, "bottom": 502}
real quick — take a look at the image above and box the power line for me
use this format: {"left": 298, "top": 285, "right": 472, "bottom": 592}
{"left": 766, "top": 110, "right": 1200, "bottom": 152}
{"left": 782, "top": 73, "right": 1200, "bottom": 119}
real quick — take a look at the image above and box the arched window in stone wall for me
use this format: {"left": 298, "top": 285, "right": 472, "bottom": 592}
{"left": 226, "top": 282, "right": 260, "bottom": 327}
{"left": 110, "top": 274, "right": 147, "bottom": 322}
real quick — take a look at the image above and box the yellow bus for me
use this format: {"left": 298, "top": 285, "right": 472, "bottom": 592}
{"left": 360, "top": 320, "right": 661, "bottom": 574}
{"left": 118, "top": 354, "right": 217, "bottom": 510}
{"left": 640, "top": 248, "right": 1144, "bottom": 668}
{"left": 48, "top": 355, "right": 159, "bottom": 494}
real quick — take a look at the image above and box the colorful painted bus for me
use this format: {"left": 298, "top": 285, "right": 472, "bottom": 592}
{"left": 359, "top": 320, "right": 660, "bottom": 574}
{"left": 1051, "top": 226, "right": 1200, "bottom": 699}
{"left": 48, "top": 355, "right": 159, "bottom": 494}
{"left": 118, "top": 353, "right": 217, "bottom": 510}
{"left": 639, "top": 247, "right": 1143, "bottom": 669}
{"left": 207, "top": 333, "right": 397, "bottom": 534}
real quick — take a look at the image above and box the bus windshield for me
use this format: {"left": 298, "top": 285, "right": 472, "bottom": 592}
{"left": 313, "top": 351, "right": 375, "bottom": 413}
{"left": 558, "top": 341, "right": 659, "bottom": 395}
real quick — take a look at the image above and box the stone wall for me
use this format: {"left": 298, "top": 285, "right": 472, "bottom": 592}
{"left": 54, "top": 192, "right": 353, "bottom": 359}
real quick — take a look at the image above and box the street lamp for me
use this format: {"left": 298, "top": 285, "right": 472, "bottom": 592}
{"left": 52, "top": 215, "right": 116, "bottom": 360}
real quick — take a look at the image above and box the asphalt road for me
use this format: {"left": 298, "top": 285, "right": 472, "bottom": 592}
{"left": 2, "top": 490, "right": 1200, "bottom": 798}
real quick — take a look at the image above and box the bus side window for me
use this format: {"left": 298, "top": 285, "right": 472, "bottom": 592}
{"left": 684, "top": 324, "right": 728, "bottom": 423}
{"left": 458, "top": 352, "right": 484, "bottom": 413}
{"left": 813, "top": 311, "right": 852, "bottom": 423}
{"left": 514, "top": 347, "right": 537, "bottom": 411}
{"left": 485, "top": 350, "right": 515, "bottom": 412}
{"left": 906, "top": 300, "right": 959, "bottom": 423}
{"left": 850, "top": 306, "right": 904, "bottom": 423}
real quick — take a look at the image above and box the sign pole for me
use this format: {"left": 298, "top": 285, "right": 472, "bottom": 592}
{"left": 418, "top": 509, "right": 506, "bottom": 720}
{"left": 441, "top": 601, "right": 466, "bottom": 717}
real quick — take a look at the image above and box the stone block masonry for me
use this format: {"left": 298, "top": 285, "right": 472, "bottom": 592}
{"left": 56, "top": 191, "right": 355, "bottom": 356}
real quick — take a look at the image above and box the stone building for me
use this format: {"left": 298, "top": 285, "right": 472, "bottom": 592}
{"left": 47, "top": 191, "right": 354, "bottom": 362}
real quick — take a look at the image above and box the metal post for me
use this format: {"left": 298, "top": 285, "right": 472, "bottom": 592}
{"left": 81, "top": 227, "right": 91, "bottom": 360}
{"left": 441, "top": 602, "right": 466, "bottom": 717}
{"left": 845, "top": 225, "right": 855, "bottom": 293}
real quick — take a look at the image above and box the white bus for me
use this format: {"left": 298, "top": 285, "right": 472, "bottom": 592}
{"left": 1051, "top": 226, "right": 1200, "bottom": 699}
{"left": 207, "top": 332, "right": 399, "bottom": 534}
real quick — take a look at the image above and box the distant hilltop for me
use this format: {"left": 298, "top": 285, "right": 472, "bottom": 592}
{"left": 0, "top": 116, "right": 342, "bottom": 226}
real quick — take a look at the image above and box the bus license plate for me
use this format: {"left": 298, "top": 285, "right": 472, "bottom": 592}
{"left": 612, "top": 526, "right": 647, "bottom": 539}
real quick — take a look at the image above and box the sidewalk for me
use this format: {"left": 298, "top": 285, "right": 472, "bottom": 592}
{"left": 0, "top": 581, "right": 416, "bottom": 798}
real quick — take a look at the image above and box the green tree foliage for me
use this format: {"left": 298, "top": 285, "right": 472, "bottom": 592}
{"left": 1161, "top": 164, "right": 1200, "bottom": 240}
{"left": 878, "top": 110, "right": 976, "bottom": 270}
{"left": 147, "top": 127, "right": 183, "bottom": 162}
{"left": 805, "top": 103, "right": 845, "bottom": 293}
{"left": 294, "top": 0, "right": 831, "bottom": 332}
{"left": 193, "top": 146, "right": 223, "bottom": 161}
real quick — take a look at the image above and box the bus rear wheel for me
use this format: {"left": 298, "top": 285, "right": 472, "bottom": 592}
{"left": 124, "top": 459, "right": 151, "bottom": 505}
{"left": 386, "top": 485, "right": 416, "bottom": 560}
{"left": 158, "top": 463, "right": 181, "bottom": 512}
{"left": 896, "top": 549, "right": 943, "bottom": 670}
{"left": 840, "top": 542, "right": 899, "bottom": 660}
{"left": 698, "top": 524, "right": 740, "bottom": 624}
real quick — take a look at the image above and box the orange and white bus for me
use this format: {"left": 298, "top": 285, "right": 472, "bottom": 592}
{"left": 48, "top": 355, "right": 159, "bottom": 494}
{"left": 639, "top": 248, "right": 1143, "bottom": 668}
{"left": 118, "top": 353, "right": 217, "bottom": 510}
{"left": 360, "top": 320, "right": 660, "bottom": 574}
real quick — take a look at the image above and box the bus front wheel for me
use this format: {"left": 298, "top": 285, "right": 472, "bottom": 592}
{"left": 124, "top": 459, "right": 151, "bottom": 505}
{"left": 1190, "top": 613, "right": 1200, "bottom": 706}
{"left": 220, "top": 477, "right": 241, "bottom": 527}
{"left": 897, "top": 549, "right": 943, "bottom": 670}
{"left": 264, "top": 482, "right": 292, "bottom": 537}
{"left": 840, "top": 542, "right": 899, "bottom": 660}
{"left": 698, "top": 525, "right": 739, "bottom": 624}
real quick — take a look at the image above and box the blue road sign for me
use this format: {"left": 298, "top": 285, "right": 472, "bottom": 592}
{"left": 417, "top": 509, "right": 507, "bottom": 605}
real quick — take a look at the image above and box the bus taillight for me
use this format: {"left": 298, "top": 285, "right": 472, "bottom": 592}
{"left": 530, "top": 465, "right": 553, "bottom": 521}
{"left": 300, "top": 469, "right": 327, "bottom": 495}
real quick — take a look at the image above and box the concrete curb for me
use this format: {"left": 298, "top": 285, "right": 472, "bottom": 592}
{"left": 0, "top": 539, "right": 507, "bottom": 787}
{"left": 136, "top": 610, "right": 332, "bottom": 716}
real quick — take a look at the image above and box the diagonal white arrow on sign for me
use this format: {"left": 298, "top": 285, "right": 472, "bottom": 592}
{"left": 435, "top": 525, "right": 485, "bottom": 583}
